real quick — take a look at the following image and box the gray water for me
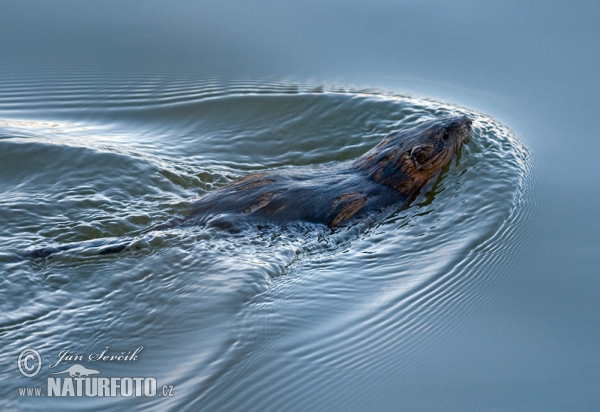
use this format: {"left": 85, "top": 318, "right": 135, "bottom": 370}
{"left": 1, "top": 1, "right": 599, "bottom": 411}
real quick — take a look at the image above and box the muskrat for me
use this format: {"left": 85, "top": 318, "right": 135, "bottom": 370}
{"left": 177, "top": 115, "right": 471, "bottom": 228}
{"left": 21, "top": 115, "right": 471, "bottom": 259}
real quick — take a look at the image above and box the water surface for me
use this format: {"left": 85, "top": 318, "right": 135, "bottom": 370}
{"left": 0, "top": 78, "right": 528, "bottom": 410}
{"left": 2, "top": 1, "right": 600, "bottom": 411}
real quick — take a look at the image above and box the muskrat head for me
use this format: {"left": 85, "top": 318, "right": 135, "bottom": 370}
{"left": 405, "top": 115, "right": 471, "bottom": 172}
{"left": 355, "top": 115, "right": 472, "bottom": 196}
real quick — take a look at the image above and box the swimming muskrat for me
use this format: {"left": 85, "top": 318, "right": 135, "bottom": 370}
{"left": 177, "top": 115, "right": 472, "bottom": 228}
{"left": 21, "top": 115, "right": 471, "bottom": 259}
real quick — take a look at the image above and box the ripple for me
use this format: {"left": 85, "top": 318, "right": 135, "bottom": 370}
{"left": 0, "top": 76, "right": 529, "bottom": 411}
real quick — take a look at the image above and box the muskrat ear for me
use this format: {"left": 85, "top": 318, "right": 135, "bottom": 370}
{"left": 409, "top": 145, "right": 426, "bottom": 169}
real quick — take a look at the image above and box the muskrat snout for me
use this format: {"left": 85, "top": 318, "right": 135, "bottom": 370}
{"left": 447, "top": 115, "right": 472, "bottom": 148}
{"left": 457, "top": 116, "right": 472, "bottom": 136}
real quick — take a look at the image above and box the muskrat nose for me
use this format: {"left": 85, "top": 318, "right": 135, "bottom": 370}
{"left": 455, "top": 115, "right": 472, "bottom": 128}
{"left": 454, "top": 116, "right": 472, "bottom": 134}
{"left": 448, "top": 116, "right": 472, "bottom": 148}
{"left": 444, "top": 115, "right": 472, "bottom": 131}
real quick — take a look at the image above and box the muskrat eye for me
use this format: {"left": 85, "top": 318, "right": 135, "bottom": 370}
{"left": 442, "top": 132, "right": 449, "bottom": 141}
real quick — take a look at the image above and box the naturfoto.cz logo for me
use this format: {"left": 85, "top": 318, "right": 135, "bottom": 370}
{"left": 17, "top": 347, "right": 175, "bottom": 398}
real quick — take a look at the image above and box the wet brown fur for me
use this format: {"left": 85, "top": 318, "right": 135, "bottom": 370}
{"left": 243, "top": 189, "right": 287, "bottom": 215}
{"left": 187, "top": 116, "right": 472, "bottom": 228}
{"left": 329, "top": 196, "right": 367, "bottom": 227}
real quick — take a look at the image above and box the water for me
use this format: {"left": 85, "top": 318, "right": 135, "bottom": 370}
{"left": 0, "top": 77, "right": 528, "bottom": 410}
{"left": 2, "top": 1, "right": 599, "bottom": 411}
